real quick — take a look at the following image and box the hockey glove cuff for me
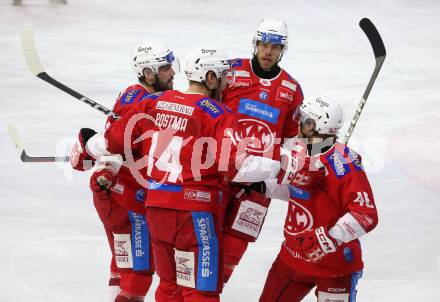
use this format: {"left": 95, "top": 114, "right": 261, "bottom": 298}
{"left": 70, "top": 128, "right": 97, "bottom": 171}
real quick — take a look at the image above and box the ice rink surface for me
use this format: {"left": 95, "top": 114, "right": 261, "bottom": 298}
{"left": 1, "top": 0, "right": 439, "bottom": 301}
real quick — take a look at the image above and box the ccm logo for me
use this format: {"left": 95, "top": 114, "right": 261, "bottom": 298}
{"left": 316, "top": 227, "right": 336, "bottom": 253}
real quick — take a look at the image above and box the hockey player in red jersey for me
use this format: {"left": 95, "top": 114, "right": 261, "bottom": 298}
{"left": 87, "top": 41, "right": 178, "bottom": 302}
{"left": 221, "top": 18, "right": 304, "bottom": 284}
{"left": 259, "top": 95, "right": 379, "bottom": 302}
{"left": 71, "top": 47, "right": 243, "bottom": 302}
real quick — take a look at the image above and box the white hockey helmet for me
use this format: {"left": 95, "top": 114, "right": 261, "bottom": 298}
{"left": 253, "top": 19, "right": 289, "bottom": 54}
{"left": 133, "top": 41, "right": 179, "bottom": 78}
{"left": 298, "top": 95, "right": 344, "bottom": 135}
{"left": 184, "top": 47, "right": 231, "bottom": 83}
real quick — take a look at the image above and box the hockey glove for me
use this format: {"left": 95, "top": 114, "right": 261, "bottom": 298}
{"left": 90, "top": 155, "right": 123, "bottom": 200}
{"left": 90, "top": 168, "right": 115, "bottom": 200}
{"left": 70, "top": 128, "right": 97, "bottom": 171}
{"left": 294, "top": 226, "right": 339, "bottom": 263}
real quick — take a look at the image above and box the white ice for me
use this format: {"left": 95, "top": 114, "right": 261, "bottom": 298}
{"left": 1, "top": 0, "right": 439, "bottom": 301}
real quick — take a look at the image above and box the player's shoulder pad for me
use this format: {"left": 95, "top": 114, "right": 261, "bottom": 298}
{"left": 230, "top": 58, "right": 244, "bottom": 68}
{"left": 195, "top": 96, "right": 230, "bottom": 118}
{"left": 280, "top": 71, "right": 302, "bottom": 93}
{"left": 139, "top": 91, "right": 164, "bottom": 103}
{"left": 344, "top": 144, "right": 365, "bottom": 172}
{"left": 118, "top": 84, "right": 150, "bottom": 106}
{"left": 322, "top": 142, "right": 364, "bottom": 178}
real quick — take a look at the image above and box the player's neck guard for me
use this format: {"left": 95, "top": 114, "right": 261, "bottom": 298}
{"left": 251, "top": 56, "right": 281, "bottom": 80}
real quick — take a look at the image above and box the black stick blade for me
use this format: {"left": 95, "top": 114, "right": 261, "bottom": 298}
{"left": 359, "top": 18, "right": 386, "bottom": 58}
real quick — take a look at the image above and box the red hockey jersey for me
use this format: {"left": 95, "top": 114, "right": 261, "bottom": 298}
{"left": 222, "top": 58, "right": 303, "bottom": 159}
{"left": 103, "top": 90, "right": 240, "bottom": 213}
{"left": 106, "top": 83, "right": 152, "bottom": 214}
{"left": 279, "top": 141, "right": 378, "bottom": 277}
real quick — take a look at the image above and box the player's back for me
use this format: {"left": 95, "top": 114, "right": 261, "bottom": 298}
{"left": 132, "top": 90, "right": 238, "bottom": 213}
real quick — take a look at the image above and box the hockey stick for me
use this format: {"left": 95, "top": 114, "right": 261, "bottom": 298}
{"left": 7, "top": 124, "right": 70, "bottom": 162}
{"left": 342, "top": 18, "right": 386, "bottom": 144}
{"left": 20, "top": 23, "right": 120, "bottom": 120}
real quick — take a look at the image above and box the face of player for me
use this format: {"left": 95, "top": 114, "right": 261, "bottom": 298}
{"left": 256, "top": 42, "right": 283, "bottom": 70}
{"left": 204, "top": 69, "right": 229, "bottom": 101}
{"left": 299, "top": 118, "right": 317, "bottom": 138}
{"left": 154, "top": 64, "right": 175, "bottom": 91}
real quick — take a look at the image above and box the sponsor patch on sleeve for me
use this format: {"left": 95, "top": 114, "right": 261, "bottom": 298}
{"left": 142, "top": 91, "right": 163, "bottom": 101}
{"left": 281, "top": 80, "right": 297, "bottom": 91}
{"left": 196, "top": 97, "right": 224, "bottom": 118}
{"left": 230, "top": 58, "right": 243, "bottom": 67}
{"left": 345, "top": 147, "right": 364, "bottom": 171}
{"left": 234, "top": 70, "right": 250, "bottom": 78}
{"left": 238, "top": 98, "right": 280, "bottom": 124}
{"left": 326, "top": 151, "right": 351, "bottom": 178}
{"left": 119, "top": 89, "right": 142, "bottom": 105}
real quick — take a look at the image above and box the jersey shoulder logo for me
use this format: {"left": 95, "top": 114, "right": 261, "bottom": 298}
{"left": 196, "top": 97, "right": 224, "bottom": 118}
{"left": 325, "top": 150, "right": 351, "bottom": 178}
{"left": 143, "top": 91, "right": 163, "bottom": 101}
{"left": 281, "top": 80, "right": 297, "bottom": 92}
{"left": 230, "top": 58, "right": 243, "bottom": 67}
{"left": 119, "top": 88, "right": 142, "bottom": 105}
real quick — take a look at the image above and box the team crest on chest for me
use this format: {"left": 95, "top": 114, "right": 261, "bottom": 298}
{"left": 284, "top": 199, "right": 314, "bottom": 235}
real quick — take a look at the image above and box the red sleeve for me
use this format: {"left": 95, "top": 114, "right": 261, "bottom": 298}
{"left": 326, "top": 150, "right": 378, "bottom": 233}
{"left": 104, "top": 100, "right": 153, "bottom": 156}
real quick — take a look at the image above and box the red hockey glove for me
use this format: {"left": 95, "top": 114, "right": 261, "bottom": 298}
{"left": 90, "top": 168, "right": 115, "bottom": 200}
{"left": 70, "top": 128, "right": 97, "bottom": 171}
{"left": 294, "top": 226, "right": 339, "bottom": 263}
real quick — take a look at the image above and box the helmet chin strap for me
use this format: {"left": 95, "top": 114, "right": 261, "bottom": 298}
{"left": 278, "top": 52, "right": 284, "bottom": 63}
